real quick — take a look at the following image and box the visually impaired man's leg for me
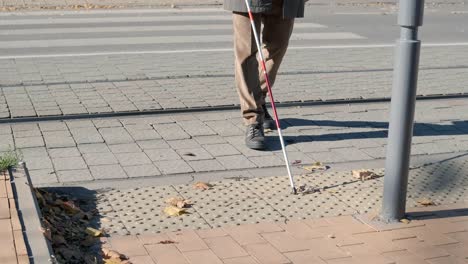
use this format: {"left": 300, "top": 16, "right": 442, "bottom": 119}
{"left": 233, "top": 12, "right": 266, "bottom": 149}
{"left": 258, "top": 12, "right": 294, "bottom": 129}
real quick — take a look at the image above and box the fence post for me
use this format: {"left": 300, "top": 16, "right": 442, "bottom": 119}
{"left": 381, "top": 0, "right": 425, "bottom": 222}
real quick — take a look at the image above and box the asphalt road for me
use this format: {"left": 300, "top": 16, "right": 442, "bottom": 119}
{"left": 0, "top": 5, "right": 467, "bottom": 58}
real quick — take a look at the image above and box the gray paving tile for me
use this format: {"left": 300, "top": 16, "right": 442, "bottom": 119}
{"left": 154, "top": 160, "right": 194, "bottom": 174}
{"left": 114, "top": 152, "right": 152, "bottom": 166}
{"left": 216, "top": 155, "right": 257, "bottom": 170}
{"left": 70, "top": 127, "right": 104, "bottom": 144}
{"left": 99, "top": 127, "right": 134, "bottom": 145}
{"left": 136, "top": 139, "right": 170, "bottom": 150}
{"left": 93, "top": 119, "right": 122, "bottom": 128}
{"left": 53, "top": 156, "right": 87, "bottom": 171}
{"left": 39, "top": 122, "right": 68, "bottom": 132}
{"left": 188, "top": 159, "right": 225, "bottom": 172}
{"left": 15, "top": 137, "right": 45, "bottom": 148}
{"left": 145, "top": 148, "right": 181, "bottom": 161}
{"left": 24, "top": 156, "right": 53, "bottom": 170}
{"left": 109, "top": 143, "right": 142, "bottom": 154}
{"left": 123, "top": 164, "right": 161, "bottom": 178}
{"left": 20, "top": 147, "right": 48, "bottom": 158}
{"left": 203, "top": 143, "right": 241, "bottom": 157}
{"left": 126, "top": 128, "right": 161, "bottom": 141}
{"left": 83, "top": 152, "right": 119, "bottom": 166}
{"left": 90, "top": 165, "right": 127, "bottom": 180}
{"left": 167, "top": 139, "right": 201, "bottom": 150}
{"left": 57, "top": 169, "right": 94, "bottom": 183}
{"left": 78, "top": 143, "right": 111, "bottom": 154}
{"left": 28, "top": 169, "right": 58, "bottom": 185}
{"left": 248, "top": 155, "right": 286, "bottom": 168}
{"left": 48, "top": 147, "right": 81, "bottom": 158}
{"left": 153, "top": 123, "right": 190, "bottom": 140}
{"left": 194, "top": 135, "right": 228, "bottom": 145}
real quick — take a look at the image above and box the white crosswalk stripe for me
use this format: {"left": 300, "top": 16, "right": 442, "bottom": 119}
{"left": 0, "top": 7, "right": 367, "bottom": 56}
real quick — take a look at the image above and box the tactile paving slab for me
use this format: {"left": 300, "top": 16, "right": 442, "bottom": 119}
{"left": 93, "top": 156, "right": 468, "bottom": 234}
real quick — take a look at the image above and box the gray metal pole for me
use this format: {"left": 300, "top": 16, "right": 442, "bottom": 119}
{"left": 381, "top": 0, "right": 425, "bottom": 222}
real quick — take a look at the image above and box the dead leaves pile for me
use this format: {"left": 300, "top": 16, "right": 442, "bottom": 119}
{"left": 352, "top": 169, "right": 379, "bottom": 181}
{"left": 35, "top": 188, "right": 131, "bottom": 264}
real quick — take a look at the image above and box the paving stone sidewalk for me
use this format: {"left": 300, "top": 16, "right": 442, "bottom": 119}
{"left": 101, "top": 204, "right": 468, "bottom": 264}
{"left": 82, "top": 152, "right": 468, "bottom": 263}
{"left": 1, "top": 46, "right": 467, "bottom": 119}
{"left": 0, "top": 97, "right": 467, "bottom": 187}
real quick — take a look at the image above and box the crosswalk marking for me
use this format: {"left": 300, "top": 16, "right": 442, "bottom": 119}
{"left": 0, "top": 23, "right": 326, "bottom": 35}
{"left": 0, "top": 15, "right": 233, "bottom": 25}
{"left": 0, "top": 33, "right": 365, "bottom": 49}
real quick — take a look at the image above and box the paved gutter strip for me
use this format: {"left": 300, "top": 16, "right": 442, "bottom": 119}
{"left": 1, "top": 93, "right": 468, "bottom": 124}
{"left": 10, "top": 163, "right": 54, "bottom": 264}
{"left": 2, "top": 65, "right": 468, "bottom": 88}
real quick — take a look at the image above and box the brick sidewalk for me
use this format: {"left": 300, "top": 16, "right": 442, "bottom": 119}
{"left": 102, "top": 203, "right": 468, "bottom": 264}
{"left": 0, "top": 170, "right": 28, "bottom": 264}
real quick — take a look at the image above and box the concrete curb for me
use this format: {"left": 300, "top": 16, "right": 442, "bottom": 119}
{"left": 10, "top": 163, "right": 55, "bottom": 264}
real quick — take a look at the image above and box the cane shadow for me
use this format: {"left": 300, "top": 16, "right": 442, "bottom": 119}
{"left": 264, "top": 118, "right": 468, "bottom": 151}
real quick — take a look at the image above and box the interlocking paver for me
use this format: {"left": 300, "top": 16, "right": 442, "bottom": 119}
{"left": 48, "top": 147, "right": 81, "bottom": 158}
{"left": 145, "top": 148, "right": 181, "bottom": 161}
{"left": 154, "top": 160, "right": 194, "bottom": 174}
{"left": 145, "top": 244, "right": 189, "bottom": 264}
{"left": 183, "top": 249, "right": 223, "bottom": 264}
{"left": 188, "top": 159, "right": 225, "bottom": 172}
{"left": 78, "top": 143, "right": 111, "bottom": 154}
{"left": 83, "top": 152, "right": 119, "bottom": 166}
{"left": 70, "top": 127, "right": 104, "bottom": 144}
{"left": 99, "top": 127, "right": 134, "bottom": 145}
{"left": 216, "top": 155, "right": 257, "bottom": 170}
{"left": 243, "top": 243, "right": 290, "bottom": 264}
{"left": 90, "top": 164, "right": 127, "bottom": 179}
{"left": 168, "top": 139, "right": 201, "bottom": 150}
{"left": 204, "top": 236, "right": 249, "bottom": 259}
{"left": 115, "top": 152, "right": 152, "bottom": 166}
{"left": 57, "top": 169, "right": 93, "bottom": 182}
{"left": 123, "top": 164, "right": 161, "bottom": 177}
{"left": 203, "top": 143, "right": 241, "bottom": 157}
{"left": 109, "top": 143, "right": 142, "bottom": 154}
{"left": 137, "top": 139, "right": 170, "bottom": 150}
{"left": 53, "top": 156, "right": 87, "bottom": 171}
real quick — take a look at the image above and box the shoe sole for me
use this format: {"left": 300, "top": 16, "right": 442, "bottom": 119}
{"left": 246, "top": 141, "right": 266, "bottom": 150}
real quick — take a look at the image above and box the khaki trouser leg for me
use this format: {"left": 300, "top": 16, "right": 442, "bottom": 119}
{"left": 233, "top": 12, "right": 263, "bottom": 125}
{"left": 232, "top": 1, "right": 294, "bottom": 125}
{"left": 259, "top": 14, "right": 295, "bottom": 102}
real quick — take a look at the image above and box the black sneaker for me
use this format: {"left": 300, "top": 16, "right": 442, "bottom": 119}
{"left": 263, "top": 105, "right": 276, "bottom": 130}
{"left": 245, "top": 123, "right": 266, "bottom": 150}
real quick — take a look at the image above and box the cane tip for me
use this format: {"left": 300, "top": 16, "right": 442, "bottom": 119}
{"left": 292, "top": 187, "right": 298, "bottom": 195}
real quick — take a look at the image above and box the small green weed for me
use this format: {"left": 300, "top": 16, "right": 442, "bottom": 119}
{"left": 0, "top": 149, "right": 22, "bottom": 171}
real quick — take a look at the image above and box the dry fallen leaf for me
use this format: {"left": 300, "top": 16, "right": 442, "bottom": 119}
{"left": 417, "top": 198, "right": 435, "bottom": 206}
{"left": 41, "top": 227, "right": 52, "bottom": 241}
{"left": 291, "top": 160, "right": 302, "bottom": 165}
{"left": 85, "top": 227, "right": 102, "bottom": 237}
{"left": 165, "top": 197, "right": 191, "bottom": 208}
{"left": 264, "top": 128, "right": 272, "bottom": 134}
{"left": 352, "top": 169, "right": 378, "bottom": 181}
{"left": 164, "top": 206, "right": 186, "bottom": 217}
{"left": 193, "top": 182, "right": 212, "bottom": 190}
{"left": 303, "top": 162, "right": 327, "bottom": 172}
{"left": 400, "top": 218, "right": 411, "bottom": 224}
